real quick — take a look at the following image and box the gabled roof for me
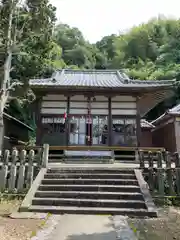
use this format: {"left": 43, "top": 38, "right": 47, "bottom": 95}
{"left": 29, "top": 69, "right": 175, "bottom": 89}
{"left": 151, "top": 103, "right": 180, "bottom": 125}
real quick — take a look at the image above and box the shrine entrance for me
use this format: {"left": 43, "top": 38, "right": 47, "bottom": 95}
{"left": 69, "top": 115, "right": 108, "bottom": 146}
{"left": 85, "top": 121, "right": 92, "bottom": 146}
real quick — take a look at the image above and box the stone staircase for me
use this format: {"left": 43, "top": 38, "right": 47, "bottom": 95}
{"left": 26, "top": 167, "right": 157, "bottom": 217}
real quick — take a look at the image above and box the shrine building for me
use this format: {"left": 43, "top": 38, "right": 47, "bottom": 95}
{"left": 29, "top": 69, "right": 175, "bottom": 148}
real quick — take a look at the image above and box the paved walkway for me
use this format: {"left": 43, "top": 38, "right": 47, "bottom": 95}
{"left": 32, "top": 215, "right": 137, "bottom": 240}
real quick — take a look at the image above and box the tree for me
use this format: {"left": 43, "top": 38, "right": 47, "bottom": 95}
{"left": 53, "top": 24, "right": 98, "bottom": 69}
{"left": 0, "top": 0, "right": 21, "bottom": 149}
{"left": 0, "top": 0, "right": 57, "bottom": 148}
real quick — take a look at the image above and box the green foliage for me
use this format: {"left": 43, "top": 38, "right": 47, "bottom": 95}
{"left": 2, "top": 3, "right": 180, "bottom": 133}
{"left": 0, "top": 0, "right": 65, "bottom": 132}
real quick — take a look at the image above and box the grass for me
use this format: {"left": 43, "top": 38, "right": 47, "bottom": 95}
{"left": 30, "top": 212, "right": 52, "bottom": 238}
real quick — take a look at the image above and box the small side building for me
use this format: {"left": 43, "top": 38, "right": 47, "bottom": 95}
{"left": 140, "top": 119, "right": 154, "bottom": 147}
{"left": 151, "top": 104, "right": 180, "bottom": 152}
{"left": 3, "top": 113, "right": 34, "bottom": 149}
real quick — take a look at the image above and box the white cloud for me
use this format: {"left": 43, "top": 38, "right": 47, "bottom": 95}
{"left": 50, "top": 0, "right": 180, "bottom": 43}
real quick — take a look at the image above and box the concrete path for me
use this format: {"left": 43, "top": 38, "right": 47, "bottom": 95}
{"left": 33, "top": 215, "right": 137, "bottom": 240}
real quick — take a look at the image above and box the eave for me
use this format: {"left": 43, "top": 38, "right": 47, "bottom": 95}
{"left": 141, "top": 119, "right": 155, "bottom": 129}
{"left": 3, "top": 113, "right": 34, "bottom": 131}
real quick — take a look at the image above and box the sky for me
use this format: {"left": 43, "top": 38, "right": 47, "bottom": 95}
{"left": 51, "top": 0, "right": 180, "bottom": 43}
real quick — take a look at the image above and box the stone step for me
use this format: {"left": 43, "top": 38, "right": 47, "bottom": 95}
{"left": 49, "top": 156, "right": 112, "bottom": 159}
{"left": 20, "top": 166, "right": 157, "bottom": 218}
{"left": 44, "top": 173, "right": 136, "bottom": 180}
{"left": 47, "top": 168, "right": 135, "bottom": 174}
{"left": 41, "top": 178, "right": 138, "bottom": 186}
{"left": 63, "top": 160, "right": 111, "bottom": 163}
{"left": 38, "top": 184, "right": 141, "bottom": 192}
{"left": 28, "top": 205, "right": 156, "bottom": 217}
{"left": 115, "top": 155, "right": 135, "bottom": 159}
{"left": 48, "top": 159, "right": 111, "bottom": 164}
{"left": 32, "top": 197, "right": 146, "bottom": 209}
{"left": 35, "top": 191, "right": 144, "bottom": 200}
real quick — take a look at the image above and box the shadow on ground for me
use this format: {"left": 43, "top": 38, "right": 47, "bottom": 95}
{"left": 66, "top": 230, "right": 117, "bottom": 240}
{"left": 128, "top": 207, "right": 180, "bottom": 240}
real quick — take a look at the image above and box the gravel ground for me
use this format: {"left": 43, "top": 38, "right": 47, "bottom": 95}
{"left": 128, "top": 207, "right": 180, "bottom": 240}
{"left": 1, "top": 200, "right": 180, "bottom": 240}
{"left": 0, "top": 200, "right": 44, "bottom": 240}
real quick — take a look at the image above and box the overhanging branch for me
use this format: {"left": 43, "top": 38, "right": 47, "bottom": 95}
{"left": 7, "top": 81, "right": 23, "bottom": 91}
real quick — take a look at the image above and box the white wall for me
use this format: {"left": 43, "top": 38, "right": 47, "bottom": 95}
{"left": 111, "top": 95, "right": 136, "bottom": 115}
{"left": 41, "top": 94, "right": 66, "bottom": 114}
{"left": 41, "top": 94, "right": 137, "bottom": 115}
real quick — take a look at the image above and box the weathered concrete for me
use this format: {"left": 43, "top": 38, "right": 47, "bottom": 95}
{"left": 31, "top": 214, "right": 62, "bottom": 240}
{"left": 48, "top": 163, "right": 139, "bottom": 169}
{"left": 20, "top": 168, "right": 47, "bottom": 212}
{"left": 48, "top": 162, "right": 176, "bottom": 169}
{"left": 10, "top": 212, "right": 47, "bottom": 219}
{"left": 42, "top": 144, "right": 49, "bottom": 168}
{"left": 32, "top": 215, "right": 137, "bottom": 240}
{"left": 28, "top": 166, "right": 155, "bottom": 217}
{"left": 135, "top": 169, "right": 157, "bottom": 217}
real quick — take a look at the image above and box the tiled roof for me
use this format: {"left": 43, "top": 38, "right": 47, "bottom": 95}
{"left": 29, "top": 69, "right": 176, "bottom": 88}
{"left": 140, "top": 119, "right": 155, "bottom": 128}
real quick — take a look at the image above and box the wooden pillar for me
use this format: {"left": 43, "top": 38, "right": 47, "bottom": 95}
{"left": 87, "top": 96, "right": 92, "bottom": 146}
{"left": 136, "top": 96, "right": 142, "bottom": 148}
{"left": 66, "top": 96, "right": 70, "bottom": 146}
{"left": 108, "top": 96, "right": 112, "bottom": 146}
{"left": 35, "top": 97, "right": 42, "bottom": 146}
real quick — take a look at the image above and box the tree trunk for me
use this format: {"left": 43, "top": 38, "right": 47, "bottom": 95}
{"left": 0, "top": 0, "right": 15, "bottom": 150}
{"left": 1, "top": 0, "right": 14, "bottom": 90}
{"left": 0, "top": 114, "right": 4, "bottom": 150}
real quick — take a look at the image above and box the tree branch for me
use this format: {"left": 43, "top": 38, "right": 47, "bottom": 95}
{"left": 7, "top": 81, "right": 23, "bottom": 92}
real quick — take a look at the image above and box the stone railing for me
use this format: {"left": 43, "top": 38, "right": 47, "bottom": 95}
{"left": 139, "top": 150, "right": 180, "bottom": 197}
{"left": 0, "top": 144, "right": 49, "bottom": 194}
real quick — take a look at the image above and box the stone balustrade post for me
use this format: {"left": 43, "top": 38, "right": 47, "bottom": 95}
{"left": 42, "top": 144, "right": 49, "bottom": 168}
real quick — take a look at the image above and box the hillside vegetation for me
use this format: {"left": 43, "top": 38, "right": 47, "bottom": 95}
{"left": 1, "top": 1, "right": 180, "bottom": 125}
